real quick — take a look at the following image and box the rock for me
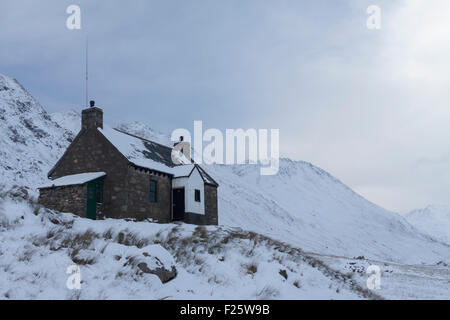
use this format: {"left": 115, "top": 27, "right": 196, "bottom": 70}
{"left": 137, "top": 262, "right": 177, "bottom": 283}
{"left": 107, "top": 243, "right": 178, "bottom": 284}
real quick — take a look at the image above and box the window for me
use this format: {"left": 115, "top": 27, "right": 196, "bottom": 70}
{"left": 149, "top": 180, "right": 158, "bottom": 203}
{"left": 195, "top": 189, "right": 201, "bottom": 202}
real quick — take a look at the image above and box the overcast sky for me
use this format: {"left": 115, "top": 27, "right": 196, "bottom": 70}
{"left": 1, "top": 0, "right": 450, "bottom": 213}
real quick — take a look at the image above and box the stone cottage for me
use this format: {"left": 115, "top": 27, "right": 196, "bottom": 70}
{"left": 38, "top": 101, "right": 219, "bottom": 225}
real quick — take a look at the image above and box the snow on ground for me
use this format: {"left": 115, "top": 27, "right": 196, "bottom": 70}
{"left": 1, "top": 191, "right": 448, "bottom": 300}
{"left": 0, "top": 191, "right": 374, "bottom": 300}
{"left": 405, "top": 205, "right": 450, "bottom": 245}
{"left": 313, "top": 253, "right": 450, "bottom": 300}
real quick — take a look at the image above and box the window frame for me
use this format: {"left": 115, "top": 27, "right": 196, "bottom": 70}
{"left": 194, "top": 189, "right": 201, "bottom": 202}
{"left": 149, "top": 179, "right": 158, "bottom": 203}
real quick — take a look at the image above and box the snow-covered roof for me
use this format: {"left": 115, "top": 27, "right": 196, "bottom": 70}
{"left": 39, "top": 172, "right": 106, "bottom": 189}
{"left": 171, "top": 164, "right": 195, "bottom": 177}
{"left": 98, "top": 126, "right": 193, "bottom": 177}
{"left": 196, "top": 165, "right": 218, "bottom": 185}
{"left": 171, "top": 164, "right": 219, "bottom": 186}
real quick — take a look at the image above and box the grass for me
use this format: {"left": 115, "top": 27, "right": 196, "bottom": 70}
{"left": 245, "top": 262, "right": 258, "bottom": 275}
{"left": 151, "top": 225, "right": 383, "bottom": 300}
{"left": 279, "top": 269, "right": 288, "bottom": 280}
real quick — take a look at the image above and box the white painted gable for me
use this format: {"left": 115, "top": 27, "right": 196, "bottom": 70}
{"left": 172, "top": 167, "right": 205, "bottom": 215}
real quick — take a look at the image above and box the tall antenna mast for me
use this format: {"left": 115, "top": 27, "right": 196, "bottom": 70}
{"left": 85, "top": 35, "right": 89, "bottom": 107}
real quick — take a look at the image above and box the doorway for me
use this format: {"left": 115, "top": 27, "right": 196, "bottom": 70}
{"left": 86, "top": 178, "right": 104, "bottom": 220}
{"left": 172, "top": 188, "right": 185, "bottom": 221}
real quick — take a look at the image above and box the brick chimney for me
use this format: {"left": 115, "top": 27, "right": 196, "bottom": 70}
{"left": 82, "top": 100, "right": 103, "bottom": 130}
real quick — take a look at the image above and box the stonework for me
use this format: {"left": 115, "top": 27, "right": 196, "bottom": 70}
{"left": 38, "top": 185, "right": 87, "bottom": 218}
{"left": 82, "top": 107, "right": 103, "bottom": 130}
{"left": 204, "top": 184, "right": 219, "bottom": 225}
{"left": 48, "top": 127, "right": 129, "bottom": 219}
{"left": 125, "top": 166, "right": 172, "bottom": 222}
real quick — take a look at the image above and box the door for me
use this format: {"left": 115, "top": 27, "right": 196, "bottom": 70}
{"left": 86, "top": 181, "right": 97, "bottom": 220}
{"left": 172, "top": 188, "right": 185, "bottom": 221}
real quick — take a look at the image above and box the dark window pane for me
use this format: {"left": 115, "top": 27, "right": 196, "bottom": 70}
{"left": 150, "top": 180, "right": 157, "bottom": 203}
{"left": 195, "top": 189, "right": 201, "bottom": 202}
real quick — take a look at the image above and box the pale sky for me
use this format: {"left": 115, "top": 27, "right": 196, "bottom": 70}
{"left": 1, "top": 0, "right": 450, "bottom": 213}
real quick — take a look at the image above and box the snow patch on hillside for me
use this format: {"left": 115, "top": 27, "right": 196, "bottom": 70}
{"left": 405, "top": 205, "right": 450, "bottom": 244}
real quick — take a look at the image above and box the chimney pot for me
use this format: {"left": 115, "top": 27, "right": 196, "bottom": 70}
{"left": 82, "top": 102, "right": 103, "bottom": 130}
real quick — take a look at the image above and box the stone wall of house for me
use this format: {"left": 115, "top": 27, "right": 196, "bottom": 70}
{"left": 183, "top": 184, "right": 218, "bottom": 225}
{"left": 49, "top": 127, "right": 130, "bottom": 219}
{"left": 182, "top": 212, "right": 206, "bottom": 225}
{"left": 126, "top": 166, "right": 172, "bottom": 222}
{"left": 38, "top": 185, "right": 87, "bottom": 218}
{"left": 204, "top": 184, "right": 219, "bottom": 225}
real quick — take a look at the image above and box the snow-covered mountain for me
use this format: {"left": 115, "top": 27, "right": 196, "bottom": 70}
{"left": 50, "top": 109, "right": 81, "bottom": 136}
{"left": 405, "top": 205, "right": 450, "bottom": 245}
{"left": 1, "top": 73, "right": 449, "bottom": 299}
{"left": 116, "top": 121, "right": 171, "bottom": 146}
{"left": 0, "top": 73, "right": 74, "bottom": 191}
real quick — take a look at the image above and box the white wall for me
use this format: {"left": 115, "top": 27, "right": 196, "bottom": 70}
{"left": 172, "top": 168, "right": 205, "bottom": 215}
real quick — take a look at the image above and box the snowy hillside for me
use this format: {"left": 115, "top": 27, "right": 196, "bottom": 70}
{"left": 405, "top": 205, "right": 450, "bottom": 245}
{"left": 116, "top": 123, "right": 450, "bottom": 265}
{"left": 50, "top": 110, "right": 81, "bottom": 136}
{"left": 0, "top": 190, "right": 377, "bottom": 299}
{"left": 0, "top": 73, "right": 74, "bottom": 190}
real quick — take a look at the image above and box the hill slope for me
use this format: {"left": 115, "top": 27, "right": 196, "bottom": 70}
{"left": 405, "top": 205, "right": 450, "bottom": 245}
{"left": 0, "top": 73, "right": 74, "bottom": 190}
